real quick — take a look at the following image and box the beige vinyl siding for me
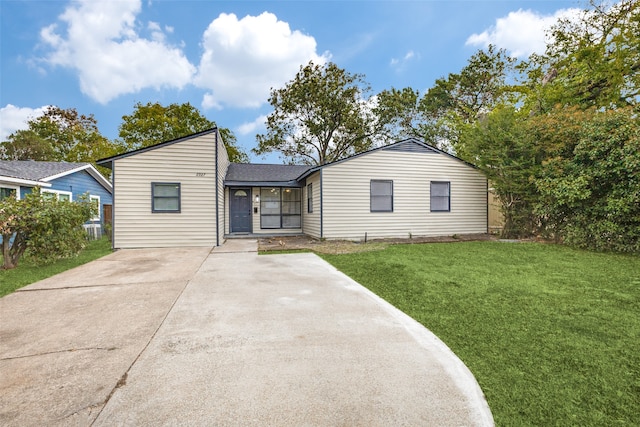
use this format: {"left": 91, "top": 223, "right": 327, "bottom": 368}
{"left": 216, "top": 133, "right": 230, "bottom": 244}
{"left": 321, "top": 150, "right": 487, "bottom": 240}
{"left": 113, "top": 133, "right": 219, "bottom": 248}
{"left": 302, "top": 172, "right": 321, "bottom": 238}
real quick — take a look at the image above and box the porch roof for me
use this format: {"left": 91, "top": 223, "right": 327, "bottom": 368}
{"left": 225, "top": 163, "right": 312, "bottom": 187}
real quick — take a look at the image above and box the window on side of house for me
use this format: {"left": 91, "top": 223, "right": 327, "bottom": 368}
{"left": 430, "top": 181, "right": 450, "bottom": 212}
{"left": 42, "top": 189, "right": 72, "bottom": 202}
{"left": 307, "top": 183, "right": 313, "bottom": 213}
{"left": 370, "top": 180, "right": 393, "bottom": 212}
{"left": 89, "top": 195, "right": 100, "bottom": 221}
{"left": 152, "top": 183, "right": 181, "bottom": 213}
{"left": 0, "top": 187, "right": 17, "bottom": 200}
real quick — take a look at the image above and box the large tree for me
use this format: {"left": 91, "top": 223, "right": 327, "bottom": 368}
{"left": 254, "top": 61, "right": 384, "bottom": 165}
{"left": 523, "top": 0, "right": 639, "bottom": 112}
{"left": 1, "top": 106, "right": 120, "bottom": 167}
{"left": 0, "top": 130, "right": 55, "bottom": 161}
{"left": 375, "top": 46, "right": 517, "bottom": 156}
{"left": 118, "top": 102, "right": 248, "bottom": 163}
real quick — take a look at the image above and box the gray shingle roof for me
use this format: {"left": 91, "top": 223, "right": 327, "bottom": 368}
{"left": 225, "top": 163, "right": 311, "bottom": 186}
{"left": 0, "top": 160, "right": 88, "bottom": 181}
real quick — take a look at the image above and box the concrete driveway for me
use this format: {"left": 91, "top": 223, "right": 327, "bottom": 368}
{"left": 0, "top": 240, "right": 493, "bottom": 426}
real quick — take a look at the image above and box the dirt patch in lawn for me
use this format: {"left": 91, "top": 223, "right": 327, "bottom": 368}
{"left": 258, "top": 233, "right": 497, "bottom": 255}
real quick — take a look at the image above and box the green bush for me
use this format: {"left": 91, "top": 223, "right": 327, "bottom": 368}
{"left": 0, "top": 189, "right": 95, "bottom": 269}
{"left": 536, "top": 108, "right": 640, "bottom": 252}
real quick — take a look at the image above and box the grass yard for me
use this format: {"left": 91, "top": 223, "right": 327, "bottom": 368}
{"left": 320, "top": 241, "right": 640, "bottom": 426}
{"left": 0, "top": 237, "right": 112, "bottom": 297}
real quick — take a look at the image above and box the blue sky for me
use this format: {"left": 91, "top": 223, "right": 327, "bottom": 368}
{"left": 1, "top": 0, "right": 582, "bottom": 162}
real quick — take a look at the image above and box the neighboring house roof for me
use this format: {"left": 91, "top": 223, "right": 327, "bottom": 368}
{"left": 96, "top": 128, "right": 219, "bottom": 167}
{"left": 225, "top": 163, "right": 312, "bottom": 187}
{"left": 297, "top": 138, "right": 477, "bottom": 180}
{"left": 0, "top": 160, "right": 112, "bottom": 192}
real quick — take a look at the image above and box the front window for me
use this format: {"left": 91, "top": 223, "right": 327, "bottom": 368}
{"left": 260, "top": 187, "right": 301, "bottom": 229}
{"left": 152, "top": 183, "right": 181, "bottom": 213}
{"left": 370, "top": 180, "right": 393, "bottom": 212}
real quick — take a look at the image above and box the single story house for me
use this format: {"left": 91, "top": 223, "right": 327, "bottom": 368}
{"left": 97, "top": 128, "right": 488, "bottom": 249}
{"left": 0, "top": 160, "right": 113, "bottom": 237}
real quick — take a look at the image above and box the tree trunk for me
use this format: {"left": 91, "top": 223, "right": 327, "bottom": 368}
{"left": 1, "top": 234, "right": 16, "bottom": 270}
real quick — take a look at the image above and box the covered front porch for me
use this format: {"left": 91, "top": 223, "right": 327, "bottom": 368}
{"left": 223, "top": 163, "right": 312, "bottom": 238}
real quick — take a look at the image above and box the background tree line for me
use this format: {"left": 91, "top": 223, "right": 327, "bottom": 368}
{"left": 2, "top": 0, "right": 637, "bottom": 252}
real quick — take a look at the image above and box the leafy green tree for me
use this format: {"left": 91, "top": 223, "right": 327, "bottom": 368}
{"left": 1, "top": 106, "right": 121, "bottom": 178}
{"left": 523, "top": 0, "right": 639, "bottom": 112}
{"left": 255, "top": 61, "right": 383, "bottom": 165}
{"left": 27, "top": 106, "right": 120, "bottom": 164}
{"left": 118, "top": 102, "right": 248, "bottom": 162}
{"left": 0, "top": 130, "right": 55, "bottom": 161}
{"left": 462, "top": 105, "right": 542, "bottom": 238}
{"left": 374, "top": 87, "right": 426, "bottom": 141}
{"left": 0, "top": 189, "right": 95, "bottom": 269}
{"left": 417, "top": 46, "right": 517, "bottom": 155}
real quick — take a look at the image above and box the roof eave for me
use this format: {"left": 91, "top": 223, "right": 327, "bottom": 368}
{"left": 40, "top": 163, "right": 113, "bottom": 193}
{"left": 0, "top": 176, "right": 52, "bottom": 187}
{"left": 225, "top": 180, "right": 303, "bottom": 188}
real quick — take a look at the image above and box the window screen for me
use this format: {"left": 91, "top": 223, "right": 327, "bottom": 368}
{"left": 370, "top": 180, "right": 393, "bottom": 212}
{"left": 307, "top": 183, "right": 313, "bottom": 213}
{"left": 152, "top": 183, "right": 181, "bottom": 213}
{"left": 430, "top": 181, "right": 450, "bottom": 212}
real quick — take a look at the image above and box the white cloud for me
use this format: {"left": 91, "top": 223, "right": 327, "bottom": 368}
{"left": 195, "top": 12, "right": 330, "bottom": 109}
{"left": 0, "top": 105, "right": 49, "bottom": 141}
{"left": 466, "top": 8, "right": 582, "bottom": 58}
{"left": 237, "top": 115, "right": 267, "bottom": 136}
{"left": 390, "top": 50, "right": 417, "bottom": 69}
{"left": 39, "top": 0, "right": 195, "bottom": 104}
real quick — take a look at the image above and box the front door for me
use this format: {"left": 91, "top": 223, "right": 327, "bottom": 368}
{"left": 230, "top": 188, "right": 252, "bottom": 233}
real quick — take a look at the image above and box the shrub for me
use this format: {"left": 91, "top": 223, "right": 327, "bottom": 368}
{"left": 0, "top": 189, "right": 95, "bottom": 269}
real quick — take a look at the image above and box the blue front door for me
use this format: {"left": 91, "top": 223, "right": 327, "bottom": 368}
{"left": 230, "top": 188, "right": 252, "bottom": 233}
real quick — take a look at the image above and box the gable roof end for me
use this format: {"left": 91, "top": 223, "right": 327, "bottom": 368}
{"left": 96, "top": 127, "right": 219, "bottom": 168}
{"left": 296, "top": 138, "right": 477, "bottom": 180}
{"left": 0, "top": 160, "right": 112, "bottom": 193}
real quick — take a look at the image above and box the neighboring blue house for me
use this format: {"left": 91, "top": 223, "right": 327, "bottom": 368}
{"left": 0, "top": 160, "right": 113, "bottom": 237}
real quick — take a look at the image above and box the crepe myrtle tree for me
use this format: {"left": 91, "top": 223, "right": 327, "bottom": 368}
{"left": 0, "top": 189, "right": 95, "bottom": 270}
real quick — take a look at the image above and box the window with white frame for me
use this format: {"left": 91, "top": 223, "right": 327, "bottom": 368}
{"left": 370, "top": 180, "right": 393, "bottom": 212}
{"left": 430, "top": 181, "right": 450, "bottom": 212}
{"left": 42, "top": 189, "right": 72, "bottom": 202}
{"left": 90, "top": 195, "right": 100, "bottom": 221}
{"left": 0, "top": 186, "right": 18, "bottom": 200}
{"left": 152, "top": 183, "right": 181, "bottom": 213}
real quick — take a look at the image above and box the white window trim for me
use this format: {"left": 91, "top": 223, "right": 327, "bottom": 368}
{"left": 1, "top": 184, "right": 20, "bottom": 200}
{"left": 42, "top": 189, "right": 73, "bottom": 201}
{"left": 90, "top": 195, "right": 100, "bottom": 221}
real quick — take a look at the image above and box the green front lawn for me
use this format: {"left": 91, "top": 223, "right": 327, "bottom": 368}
{"left": 321, "top": 242, "right": 640, "bottom": 426}
{"left": 0, "top": 237, "right": 112, "bottom": 297}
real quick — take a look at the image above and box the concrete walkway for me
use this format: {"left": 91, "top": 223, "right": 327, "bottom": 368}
{"left": 0, "top": 240, "right": 493, "bottom": 426}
